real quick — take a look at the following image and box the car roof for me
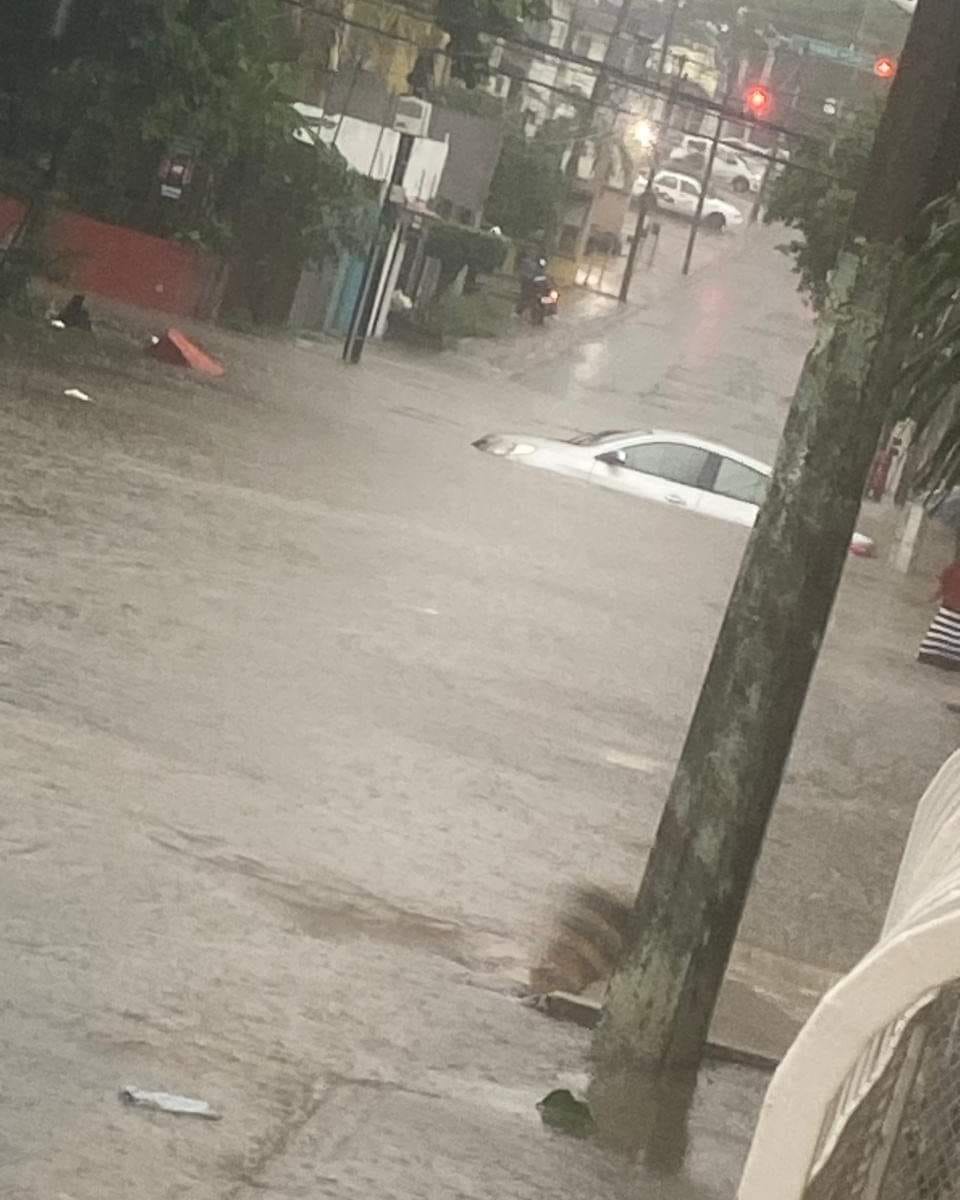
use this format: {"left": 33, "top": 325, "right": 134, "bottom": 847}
{"left": 657, "top": 169, "right": 699, "bottom": 186}
{"left": 656, "top": 172, "right": 732, "bottom": 207}
{"left": 601, "top": 429, "right": 771, "bottom": 474}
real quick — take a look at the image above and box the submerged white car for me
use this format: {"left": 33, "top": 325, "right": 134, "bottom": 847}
{"left": 473, "top": 428, "right": 875, "bottom": 556}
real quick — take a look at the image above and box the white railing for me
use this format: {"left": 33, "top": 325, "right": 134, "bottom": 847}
{"left": 738, "top": 749, "right": 960, "bottom": 1200}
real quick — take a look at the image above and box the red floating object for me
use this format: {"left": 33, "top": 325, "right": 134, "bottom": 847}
{"left": 146, "top": 328, "right": 224, "bottom": 377}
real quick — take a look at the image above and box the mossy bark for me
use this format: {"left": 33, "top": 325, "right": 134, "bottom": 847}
{"left": 590, "top": 0, "right": 960, "bottom": 1158}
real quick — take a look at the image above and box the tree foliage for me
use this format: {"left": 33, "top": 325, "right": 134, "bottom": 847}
{"left": 0, "top": 0, "right": 374, "bottom": 320}
{"left": 761, "top": 116, "right": 960, "bottom": 495}
{"left": 894, "top": 194, "right": 960, "bottom": 496}
{"left": 425, "top": 221, "right": 509, "bottom": 291}
{"left": 435, "top": 0, "right": 549, "bottom": 87}
{"left": 484, "top": 116, "right": 568, "bottom": 243}
{"left": 224, "top": 134, "right": 376, "bottom": 323}
{"left": 763, "top": 107, "right": 878, "bottom": 311}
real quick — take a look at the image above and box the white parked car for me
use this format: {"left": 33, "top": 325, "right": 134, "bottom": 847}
{"left": 669, "top": 135, "right": 762, "bottom": 193}
{"left": 472, "top": 427, "right": 876, "bottom": 556}
{"left": 651, "top": 170, "right": 744, "bottom": 232}
{"left": 724, "top": 137, "right": 788, "bottom": 178}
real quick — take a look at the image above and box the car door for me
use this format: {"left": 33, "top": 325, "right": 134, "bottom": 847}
{"left": 713, "top": 148, "right": 738, "bottom": 183}
{"left": 591, "top": 440, "right": 713, "bottom": 513}
{"left": 654, "top": 172, "right": 680, "bottom": 211}
{"left": 730, "top": 152, "right": 752, "bottom": 179}
{"left": 700, "top": 453, "right": 770, "bottom": 528}
{"left": 677, "top": 177, "right": 701, "bottom": 216}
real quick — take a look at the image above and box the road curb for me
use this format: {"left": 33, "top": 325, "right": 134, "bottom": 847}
{"left": 529, "top": 991, "right": 780, "bottom": 1074}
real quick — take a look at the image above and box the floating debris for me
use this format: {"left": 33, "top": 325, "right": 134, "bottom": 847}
{"left": 537, "top": 1088, "right": 595, "bottom": 1138}
{"left": 119, "top": 1086, "right": 222, "bottom": 1120}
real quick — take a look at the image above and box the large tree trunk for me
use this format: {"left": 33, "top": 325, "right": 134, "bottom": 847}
{"left": 590, "top": 0, "right": 960, "bottom": 1162}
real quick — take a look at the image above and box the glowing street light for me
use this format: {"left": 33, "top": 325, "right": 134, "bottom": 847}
{"left": 633, "top": 119, "right": 657, "bottom": 149}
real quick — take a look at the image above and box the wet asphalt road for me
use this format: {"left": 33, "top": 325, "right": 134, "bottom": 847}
{"left": 0, "top": 226, "right": 956, "bottom": 1197}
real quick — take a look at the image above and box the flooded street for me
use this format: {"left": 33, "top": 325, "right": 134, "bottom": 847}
{"left": 1, "top": 227, "right": 955, "bottom": 1197}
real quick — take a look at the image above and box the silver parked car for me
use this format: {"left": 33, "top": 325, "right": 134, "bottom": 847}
{"left": 473, "top": 427, "right": 876, "bottom": 556}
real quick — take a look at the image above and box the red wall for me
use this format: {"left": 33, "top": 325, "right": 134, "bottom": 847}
{"left": 0, "top": 196, "right": 221, "bottom": 319}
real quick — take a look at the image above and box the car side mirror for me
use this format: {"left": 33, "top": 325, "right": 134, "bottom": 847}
{"left": 596, "top": 450, "right": 626, "bottom": 466}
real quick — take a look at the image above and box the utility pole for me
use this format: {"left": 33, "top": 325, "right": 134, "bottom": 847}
{"left": 591, "top": 0, "right": 960, "bottom": 1160}
{"left": 618, "top": 0, "right": 684, "bottom": 303}
{"left": 342, "top": 129, "right": 414, "bottom": 365}
{"left": 854, "top": 0, "right": 873, "bottom": 46}
{"left": 680, "top": 83, "right": 730, "bottom": 276}
{"left": 748, "top": 145, "right": 777, "bottom": 224}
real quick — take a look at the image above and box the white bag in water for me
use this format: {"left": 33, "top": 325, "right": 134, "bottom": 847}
{"left": 120, "top": 1086, "right": 222, "bottom": 1120}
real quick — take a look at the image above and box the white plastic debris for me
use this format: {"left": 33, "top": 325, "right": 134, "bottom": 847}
{"left": 49, "top": 319, "right": 66, "bottom": 329}
{"left": 62, "top": 388, "right": 92, "bottom": 403}
{"left": 119, "top": 1086, "right": 222, "bottom": 1120}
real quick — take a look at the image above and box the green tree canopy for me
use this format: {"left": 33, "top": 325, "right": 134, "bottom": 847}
{"left": 894, "top": 194, "right": 960, "bottom": 496}
{"left": 435, "top": 0, "right": 548, "bottom": 86}
{"left": 763, "top": 107, "right": 878, "bottom": 311}
{"left": 0, "top": 0, "right": 375, "bottom": 319}
{"left": 425, "top": 220, "right": 509, "bottom": 291}
{"left": 484, "top": 115, "right": 570, "bottom": 243}
{"left": 760, "top": 97, "right": 960, "bottom": 498}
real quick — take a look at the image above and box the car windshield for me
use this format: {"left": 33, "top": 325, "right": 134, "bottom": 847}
{"left": 568, "top": 430, "right": 635, "bottom": 446}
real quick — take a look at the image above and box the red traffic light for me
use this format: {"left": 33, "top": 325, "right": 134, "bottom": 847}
{"left": 744, "top": 83, "right": 772, "bottom": 117}
{"left": 874, "top": 55, "right": 897, "bottom": 79}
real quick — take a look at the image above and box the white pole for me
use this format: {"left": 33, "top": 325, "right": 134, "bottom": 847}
{"left": 51, "top": 0, "right": 74, "bottom": 38}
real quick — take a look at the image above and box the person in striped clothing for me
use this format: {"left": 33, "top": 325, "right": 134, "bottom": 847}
{"left": 918, "top": 559, "right": 960, "bottom": 672}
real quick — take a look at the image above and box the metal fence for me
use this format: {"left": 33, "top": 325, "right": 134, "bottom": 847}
{"left": 739, "top": 751, "right": 960, "bottom": 1200}
{"left": 802, "top": 984, "right": 960, "bottom": 1200}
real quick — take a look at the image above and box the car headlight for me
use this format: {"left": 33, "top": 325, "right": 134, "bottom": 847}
{"left": 473, "top": 436, "right": 538, "bottom": 457}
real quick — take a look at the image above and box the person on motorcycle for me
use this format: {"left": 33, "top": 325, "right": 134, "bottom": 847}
{"left": 516, "top": 245, "right": 548, "bottom": 317}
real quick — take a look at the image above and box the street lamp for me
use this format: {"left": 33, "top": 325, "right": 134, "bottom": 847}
{"left": 633, "top": 118, "right": 657, "bottom": 149}
{"left": 618, "top": 0, "right": 685, "bottom": 304}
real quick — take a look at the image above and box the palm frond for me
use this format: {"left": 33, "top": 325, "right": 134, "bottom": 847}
{"left": 895, "top": 189, "right": 960, "bottom": 494}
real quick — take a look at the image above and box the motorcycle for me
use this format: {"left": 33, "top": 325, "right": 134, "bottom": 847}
{"left": 529, "top": 260, "right": 559, "bottom": 326}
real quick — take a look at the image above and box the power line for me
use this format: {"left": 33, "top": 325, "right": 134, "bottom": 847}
{"left": 277, "top": 1, "right": 858, "bottom": 212}
{"left": 275, "top": 0, "right": 817, "bottom": 146}
{"left": 280, "top": 0, "right": 435, "bottom": 51}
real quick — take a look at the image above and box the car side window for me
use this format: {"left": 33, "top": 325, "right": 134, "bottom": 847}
{"left": 680, "top": 179, "right": 699, "bottom": 197}
{"left": 713, "top": 457, "right": 768, "bottom": 505}
{"left": 658, "top": 174, "right": 678, "bottom": 190}
{"left": 618, "top": 442, "right": 712, "bottom": 488}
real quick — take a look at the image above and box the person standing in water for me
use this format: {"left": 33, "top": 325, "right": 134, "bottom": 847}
{"left": 918, "top": 559, "right": 960, "bottom": 671}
